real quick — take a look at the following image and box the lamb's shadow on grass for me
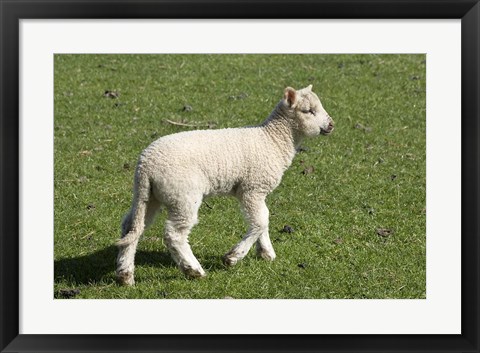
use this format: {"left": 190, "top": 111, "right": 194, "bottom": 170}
{"left": 54, "top": 246, "right": 229, "bottom": 285}
{"left": 54, "top": 245, "right": 176, "bottom": 285}
{"left": 200, "top": 254, "right": 231, "bottom": 272}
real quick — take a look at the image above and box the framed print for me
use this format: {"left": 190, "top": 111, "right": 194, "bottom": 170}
{"left": 1, "top": 0, "right": 479, "bottom": 352}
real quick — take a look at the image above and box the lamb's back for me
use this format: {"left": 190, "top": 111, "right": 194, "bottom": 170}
{"left": 139, "top": 127, "right": 283, "bottom": 195}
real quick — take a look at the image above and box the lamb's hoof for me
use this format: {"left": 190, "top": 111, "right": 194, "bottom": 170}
{"left": 222, "top": 254, "right": 238, "bottom": 267}
{"left": 116, "top": 271, "right": 135, "bottom": 286}
{"left": 182, "top": 266, "right": 206, "bottom": 279}
{"left": 257, "top": 249, "right": 276, "bottom": 261}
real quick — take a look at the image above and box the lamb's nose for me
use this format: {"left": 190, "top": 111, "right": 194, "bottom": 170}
{"left": 327, "top": 121, "right": 334, "bottom": 131}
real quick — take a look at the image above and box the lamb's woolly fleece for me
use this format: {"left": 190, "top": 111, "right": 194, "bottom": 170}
{"left": 116, "top": 85, "right": 333, "bottom": 282}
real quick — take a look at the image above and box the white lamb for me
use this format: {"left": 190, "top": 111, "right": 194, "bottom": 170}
{"left": 116, "top": 85, "right": 334, "bottom": 285}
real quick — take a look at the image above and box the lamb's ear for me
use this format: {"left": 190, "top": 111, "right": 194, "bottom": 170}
{"left": 306, "top": 84, "right": 313, "bottom": 91}
{"left": 283, "top": 87, "right": 297, "bottom": 107}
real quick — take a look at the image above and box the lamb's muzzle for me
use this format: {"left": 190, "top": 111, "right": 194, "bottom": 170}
{"left": 321, "top": 120, "right": 334, "bottom": 135}
{"left": 115, "top": 84, "right": 334, "bottom": 284}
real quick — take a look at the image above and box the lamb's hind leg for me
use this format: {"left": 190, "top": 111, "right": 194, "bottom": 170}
{"left": 116, "top": 198, "right": 160, "bottom": 285}
{"left": 223, "top": 193, "right": 274, "bottom": 266}
{"left": 164, "top": 195, "right": 205, "bottom": 278}
{"left": 256, "top": 228, "right": 276, "bottom": 261}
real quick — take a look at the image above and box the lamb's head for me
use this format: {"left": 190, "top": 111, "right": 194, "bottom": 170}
{"left": 283, "top": 85, "right": 334, "bottom": 137}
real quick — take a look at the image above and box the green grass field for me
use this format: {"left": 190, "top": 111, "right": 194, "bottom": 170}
{"left": 54, "top": 54, "right": 426, "bottom": 299}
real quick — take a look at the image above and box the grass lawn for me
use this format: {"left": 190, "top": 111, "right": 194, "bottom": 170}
{"left": 54, "top": 54, "right": 426, "bottom": 299}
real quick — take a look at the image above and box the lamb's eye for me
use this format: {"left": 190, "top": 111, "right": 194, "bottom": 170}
{"left": 309, "top": 109, "right": 316, "bottom": 115}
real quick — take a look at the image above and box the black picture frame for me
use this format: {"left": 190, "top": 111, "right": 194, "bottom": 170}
{"left": 1, "top": 1, "right": 479, "bottom": 352}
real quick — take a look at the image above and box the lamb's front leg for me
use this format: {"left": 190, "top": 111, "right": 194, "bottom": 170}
{"left": 223, "top": 194, "right": 275, "bottom": 266}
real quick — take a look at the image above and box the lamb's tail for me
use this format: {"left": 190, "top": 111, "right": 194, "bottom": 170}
{"left": 116, "top": 168, "right": 151, "bottom": 247}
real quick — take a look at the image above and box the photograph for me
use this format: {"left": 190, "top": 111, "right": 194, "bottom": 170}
{"left": 54, "top": 54, "right": 426, "bottom": 299}
{"left": 2, "top": 0, "right": 479, "bottom": 350}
